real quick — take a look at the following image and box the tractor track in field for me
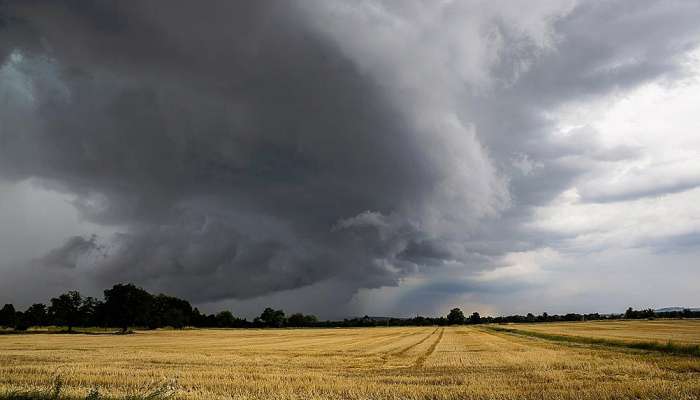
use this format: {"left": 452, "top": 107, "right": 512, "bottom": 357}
{"left": 378, "top": 328, "right": 438, "bottom": 367}
{"left": 393, "top": 327, "right": 439, "bottom": 357}
{"left": 411, "top": 328, "right": 444, "bottom": 369}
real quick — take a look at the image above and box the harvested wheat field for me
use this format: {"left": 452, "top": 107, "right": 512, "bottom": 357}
{"left": 1, "top": 324, "right": 700, "bottom": 400}
{"left": 501, "top": 319, "right": 700, "bottom": 345}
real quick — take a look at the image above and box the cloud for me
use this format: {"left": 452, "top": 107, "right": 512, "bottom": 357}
{"left": 0, "top": 1, "right": 513, "bottom": 305}
{"left": 1, "top": 1, "right": 700, "bottom": 316}
{"left": 40, "top": 235, "right": 100, "bottom": 269}
{"left": 578, "top": 158, "right": 700, "bottom": 203}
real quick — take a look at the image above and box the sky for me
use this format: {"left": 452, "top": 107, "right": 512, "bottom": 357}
{"left": 1, "top": 1, "right": 699, "bottom": 319}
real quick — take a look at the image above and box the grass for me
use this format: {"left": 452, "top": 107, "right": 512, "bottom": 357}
{"left": 1, "top": 322, "right": 700, "bottom": 399}
{"left": 486, "top": 325, "right": 700, "bottom": 357}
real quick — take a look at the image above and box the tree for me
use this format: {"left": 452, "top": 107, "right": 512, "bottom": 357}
{"left": 257, "top": 307, "right": 286, "bottom": 327}
{"left": 49, "top": 291, "right": 83, "bottom": 332}
{"left": 287, "top": 313, "right": 318, "bottom": 327}
{"left": 79, "top": 297, "right": 102, "bottom": 327}
{"left": 0, "top": 304, "right": 16, "bottom": 328}
{"left": 287, "top": 313, "right": 304, "bottom": 327}
{"left": 446, "top": 308, "right": 465, "bottom": 325}
{"left": 149, "top": 294, "right": 193, "bottom": 329}
{"left": 303, "top": 314, "right": 318, "bottom": 326}
{"left": 103, "top": 284, "right": 153, "bottom": 332}
{"left": 469, "top": 312, "right": 481, "bottom": 324}
{"left": 216, "top": 311, "right": 236, "bottom": 327}
{"left": 190, "top": 307, "right": 208, "bottom": 327}
{"left": 24, "top": 303, "right": 48, "bottom": 327}
{"left": 14, "top": 311, "right": 31, "bottom": 331}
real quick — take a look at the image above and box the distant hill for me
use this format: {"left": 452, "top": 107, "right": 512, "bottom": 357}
{"left": 655, "top": 307, "right": 700, "bottom": 313}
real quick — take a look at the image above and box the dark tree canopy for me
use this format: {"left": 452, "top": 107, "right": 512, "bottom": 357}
{"left": 0, "top": 304, "right": 16, "bottom": 328}
{"left": 49, "top": 291, "right": 83, "bottom": 332}
{"left": 103, "top": 284, "right": 153, "bottom": 332}
{"left": 256, "top": 307, "right": 286, "bottom": 327}
{"left": 287, "top": 313, "right": 318, "bottom": 327}
{"left": 79, "top": 297, "right": 103, "bottom": 327}
{"left": 215, "top": 311, "right": 236, "bottom": 328}
{"left": 150, "top": 294, "right": 193, "bottom": 329}
{"left": 470, "top": 312, "right": 481, "bottom": 324}
{"left": 446, "top": 308, "right": 465, "bottom": 325}
{"left": 23, "top": 303, "right": 48, "bottom": 327}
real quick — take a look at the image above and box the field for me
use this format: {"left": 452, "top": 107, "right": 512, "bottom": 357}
{"left": 499, "top": 319, "right": 700, "bottom": 345}
{"left": 1, "top": 322, "right": 700, "bottom": 399}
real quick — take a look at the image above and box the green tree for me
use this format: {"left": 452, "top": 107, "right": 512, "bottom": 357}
{"left": 0, "top": 304, "right": 16, "bottom": 328}
{"left": 287, "top": 313, "right": 305, "bottom": 327}
{"left": 257, "top": 307, "right": 286, "bottom": 327}
{"left": 79, "top": 297, "right": 102, "bottom": 327}
{"left": 287, "top": 313, "right": 319, "bottom": 327}
{"left": 150, "top": 294, "right": 193, "bottom": 329}
{"left": 49, "top": 291, "right": 83, "bottom": 332}
{"left": 104, "top": 283, "right": 153, "bottom": 332}
{"left": 303, "top": 314, "right": 318, "bottom": 326}
{"left": 24, "top": 303, "right": 48, "bottom": 327}
{"left": 469, "top": 312, "right": 481, "bottom": 324}
{"left": 216, "top": 311, "right": 236, "bottom": 327}
{"left": 446, "top": 308, "right": 465, "bottom": 325}
{"left": 14, "top": 311, "right": 31, "bottom": 331}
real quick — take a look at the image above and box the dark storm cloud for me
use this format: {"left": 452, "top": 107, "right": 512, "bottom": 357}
{"left": 40, "top": 235, "right": 99, "bottom": 269}
{"left": 0, "top": 0, "right": 501, "bottom": 303}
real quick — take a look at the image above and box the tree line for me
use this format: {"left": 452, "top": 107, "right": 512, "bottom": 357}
{"left": 1, "top": 284, "right": 698, "bottom": 332}
{"left": 0, "top": 283, "right": 320, "bottom": 332}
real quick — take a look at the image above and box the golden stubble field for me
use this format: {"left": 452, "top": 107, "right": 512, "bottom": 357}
{"left": 1, "top": 321, "right": 699, "bottom": 399}
{"left": 506, "top": 319, "right": 700, "bottom": 345}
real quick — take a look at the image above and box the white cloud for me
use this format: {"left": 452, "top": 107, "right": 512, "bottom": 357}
{"left": 476, "top": 247, "right": 560, "bottom": 282}
{"left": 528, "top": 57, "right": 700, "bottom": 257}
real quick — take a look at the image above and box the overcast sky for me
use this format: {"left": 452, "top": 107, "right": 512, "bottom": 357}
{"left": 1, "top": 1, "right": 699, "bottom": 319}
